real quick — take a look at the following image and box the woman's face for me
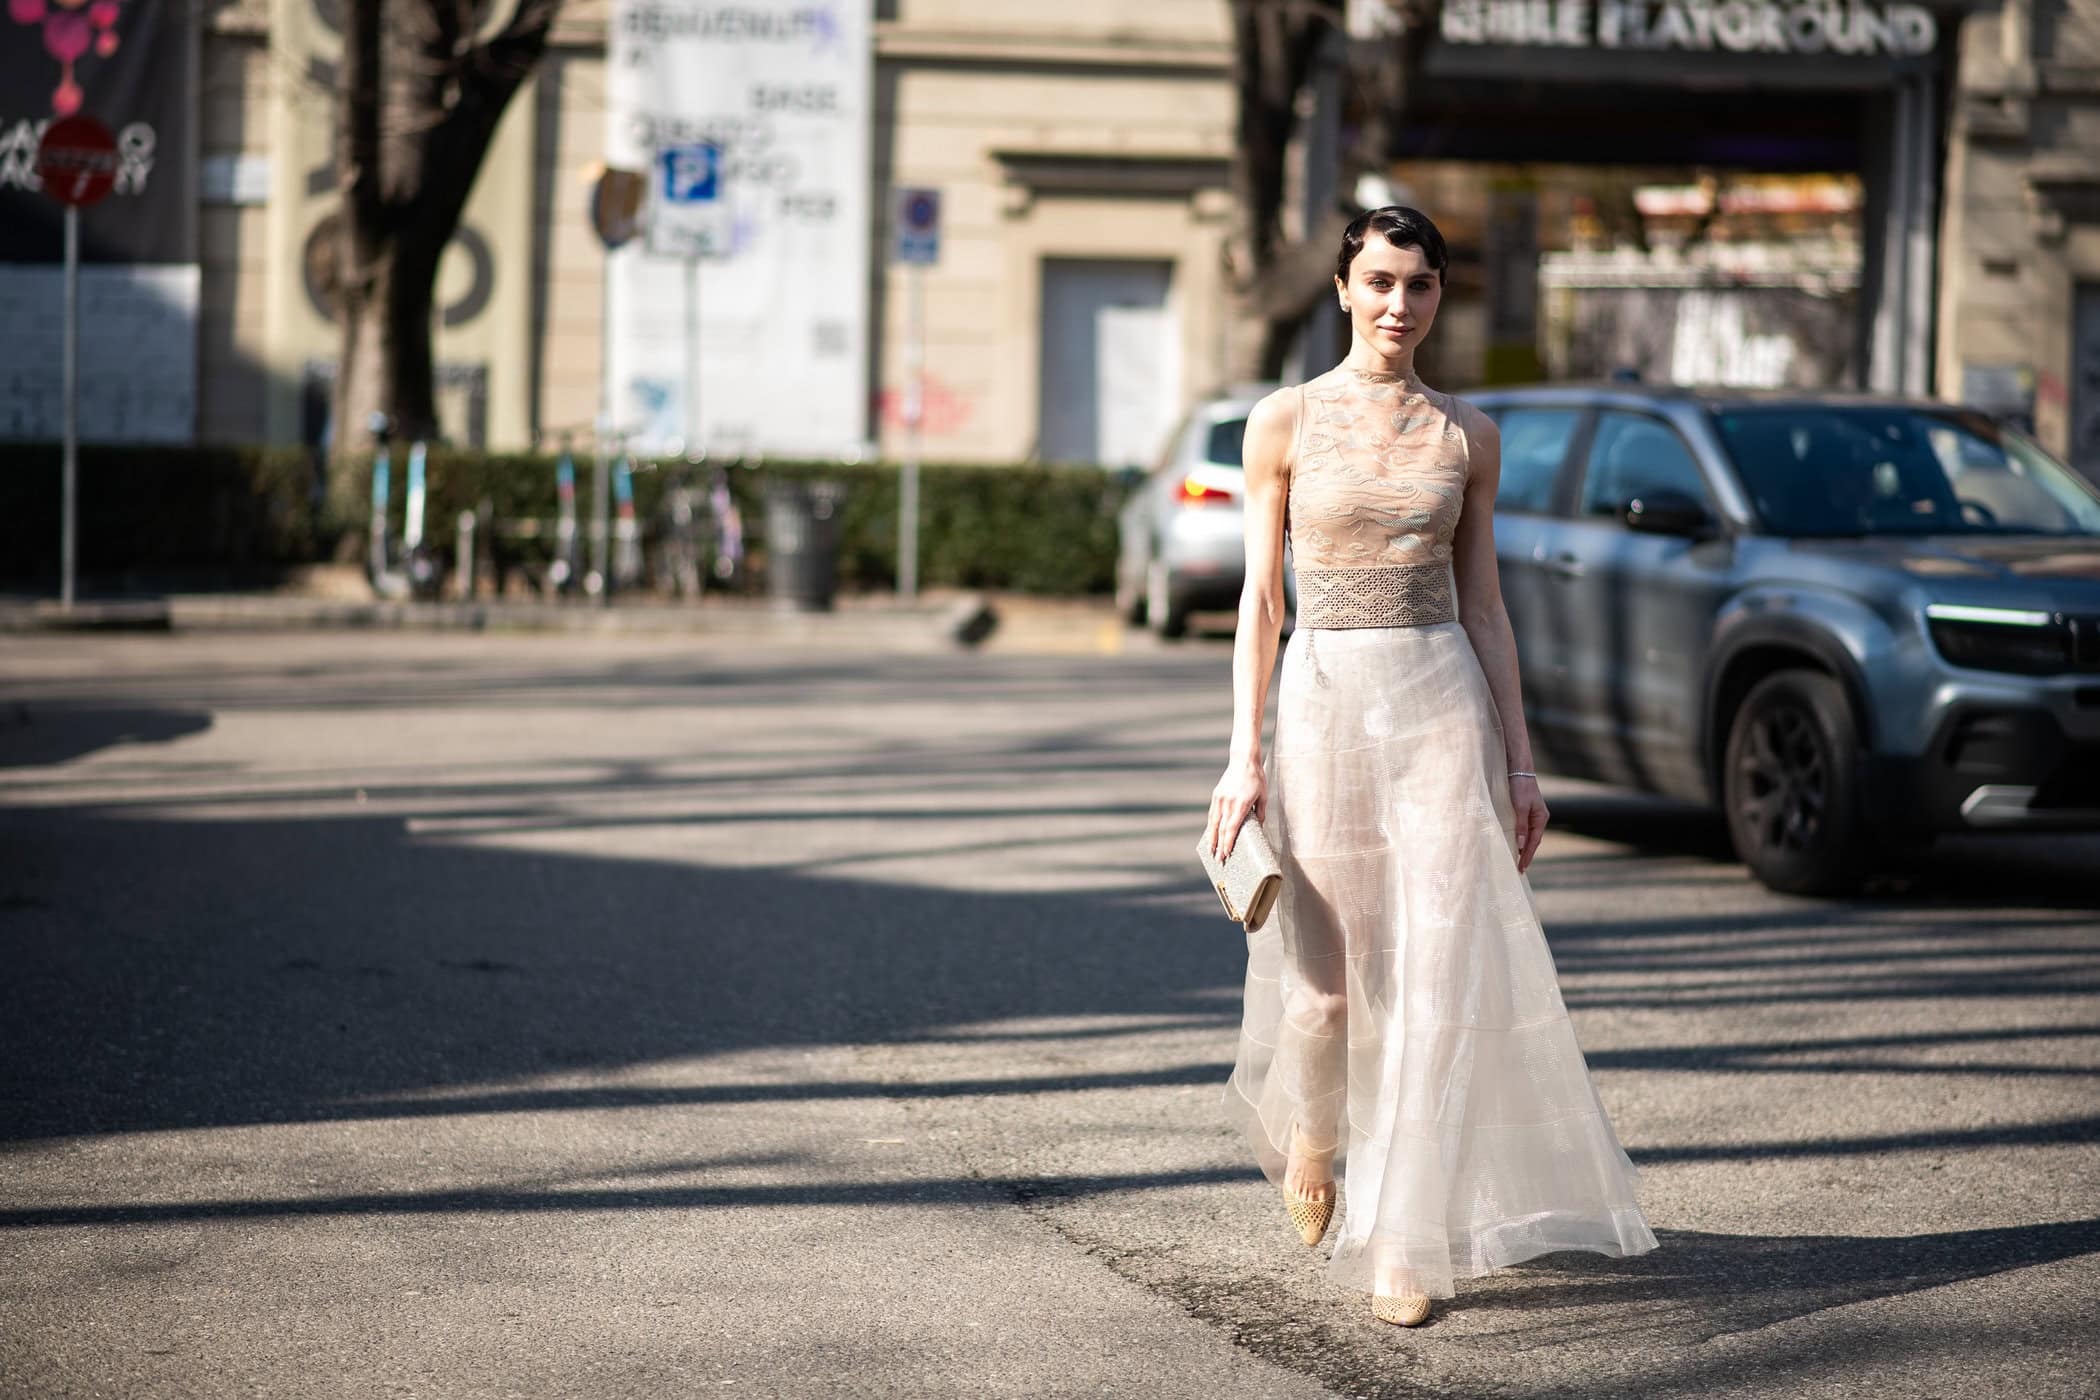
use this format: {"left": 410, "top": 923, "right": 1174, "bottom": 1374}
{"left": 1336, "top": 238, "right": 1442, "bottom": 360}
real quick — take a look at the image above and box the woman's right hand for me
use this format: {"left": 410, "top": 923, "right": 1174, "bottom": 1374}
{"left": 1205, "top": 755, "right": 1267, "bottom": 861}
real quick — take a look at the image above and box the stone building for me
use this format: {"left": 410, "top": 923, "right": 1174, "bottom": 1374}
{"left": 54, "top": 0, "right": 2100, "bottom": 476}
{"left": 186, "top": 0, "right": 1237, "bottom": 467}
{"left": 1935, "top": 0, "right": 2100, "bottom": 477}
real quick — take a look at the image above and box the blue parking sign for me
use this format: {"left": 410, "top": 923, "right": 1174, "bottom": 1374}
{"left": 895, "top": 186, "right": 940, "bottom": 265}
{"left": 660, "top": 144, "right": 720, "bottom": 204}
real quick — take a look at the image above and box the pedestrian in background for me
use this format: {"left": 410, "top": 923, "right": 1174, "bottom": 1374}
{"left": 1204, "top": 206, "right": 1658, "bottom": 1327}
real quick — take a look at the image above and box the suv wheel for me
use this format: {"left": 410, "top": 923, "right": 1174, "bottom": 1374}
{"left": 1723, "top": 670, "right": 1867, "bottom": 895}
{"left": 1146, "top": 558, "right": 1188, "bottom": 639}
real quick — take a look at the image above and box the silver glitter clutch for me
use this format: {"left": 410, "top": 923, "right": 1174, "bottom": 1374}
{"left": 1196, "top": 817, "right": 1283, "bottom": 932}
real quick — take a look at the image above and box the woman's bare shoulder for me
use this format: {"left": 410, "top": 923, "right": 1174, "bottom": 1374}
{"left": 1437, "top": 391, "right": 1500, "bottom": 470}
{"left": 1437, "top": 388, "right": 1497, "bottom": 439}
{"left": 1247, "top": 384, "right": 1302, "bottom": 428}
{"left": 1242, "top": 386, "right": 1303, "bottom": 478}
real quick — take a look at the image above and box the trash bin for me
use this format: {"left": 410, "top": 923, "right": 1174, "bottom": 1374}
{"left": 763, "top": 478, "right": 845, "bottom": 611}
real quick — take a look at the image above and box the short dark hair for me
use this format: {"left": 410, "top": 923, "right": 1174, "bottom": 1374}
{"left": 1336, "top": 206, "right": 1449, "bottom": 284}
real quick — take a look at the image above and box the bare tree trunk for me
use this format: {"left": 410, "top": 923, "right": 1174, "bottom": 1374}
{"left": 326, "top": 0, "right": 563, "bottom": 515}
{"left": 1224, "top": 0, "right": 1440, "bottom": 382}
{"left": 1223, "top": 0, "right": 1331, "bottom": 381}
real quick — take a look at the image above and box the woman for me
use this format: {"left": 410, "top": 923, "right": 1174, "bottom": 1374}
{"left": 1204, "top": 207, "right": 1657, "bottom": 1328}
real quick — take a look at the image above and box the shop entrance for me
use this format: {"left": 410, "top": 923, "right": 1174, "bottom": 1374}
{"left": 1316, "top": 6, "right": 1950, "bottom": 394}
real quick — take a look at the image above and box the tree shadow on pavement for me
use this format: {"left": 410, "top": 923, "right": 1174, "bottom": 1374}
{"left": 0, "top": 1165, "right": 1266, "bottom": 1229}
{"left": 5, "top": 648, "right": 2097, "bottom": 1399}
{"left": 1543, "top": 790, "right": 2100, "bottom": 910}
{"left": 1470, "top": 1216, "right": 2100, "bottom": 1348}
{"left": 0, "top": 704, "right": 213, "bottom": 769}
{"left": 0, "top": 802, "right": 1247, "bottom": 1147}
{"left": 1542, "top": 791, "right": 1739, "bottom": 863}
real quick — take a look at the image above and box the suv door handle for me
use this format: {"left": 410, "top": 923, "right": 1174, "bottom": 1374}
{"left": 1540, "top": 551, "right": 1586, "bottom": 579}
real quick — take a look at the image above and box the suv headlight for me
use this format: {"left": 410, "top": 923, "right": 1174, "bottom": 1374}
{"left": 1925, "top": 604, "right": 2073, "bottom": 676}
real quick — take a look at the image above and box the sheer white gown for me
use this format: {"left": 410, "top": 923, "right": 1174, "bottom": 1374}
{"left": 1223, "top": 366, "right": 1658, "bottom": 1302}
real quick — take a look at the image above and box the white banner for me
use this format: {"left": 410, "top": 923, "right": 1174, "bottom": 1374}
{"left": 607, "top": 0, "right": 870, "bottom": 458}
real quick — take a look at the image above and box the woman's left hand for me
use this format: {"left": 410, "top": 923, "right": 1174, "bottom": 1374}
{"left": 1511, "top": 775, "right": 1549, "bottom": 874}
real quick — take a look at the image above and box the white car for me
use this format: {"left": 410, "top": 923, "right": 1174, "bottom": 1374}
{"left": 1114, "top": 384, "right": 1296, "bottom": 638}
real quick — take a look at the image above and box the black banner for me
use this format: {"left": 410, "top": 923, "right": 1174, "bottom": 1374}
{"left": 0, "top": 0, "right": 197, "bottom": 264}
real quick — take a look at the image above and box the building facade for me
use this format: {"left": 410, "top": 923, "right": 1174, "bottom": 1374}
{"left": 1936, "top": 0, "right": 2100, "bottom": 478}
{"left": 185, "top": 0, "right": 1237, "bottom": 467}
{"left": 27, "top": 0, "right": 2100, "bottom": 476}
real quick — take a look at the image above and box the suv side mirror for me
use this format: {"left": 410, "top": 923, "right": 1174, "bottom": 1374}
{"left": 1621, "top": 490, "right": 1717, "bottom": 539}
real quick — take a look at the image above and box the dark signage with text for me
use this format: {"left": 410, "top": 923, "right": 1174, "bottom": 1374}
{"left": 1440, "top": 0, "right": 1938, "bottom": 56}
{"left": 0, "top": 0, "right": 196, "bottom": 264}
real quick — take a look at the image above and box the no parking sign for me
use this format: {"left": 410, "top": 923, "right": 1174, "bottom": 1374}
{"left": 894, "top": 187, "right": 939, "bottom": 265}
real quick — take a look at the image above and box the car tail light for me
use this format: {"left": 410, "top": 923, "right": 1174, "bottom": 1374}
{"left": 1177, "top": 475, "right": 1235, "bottom": 505}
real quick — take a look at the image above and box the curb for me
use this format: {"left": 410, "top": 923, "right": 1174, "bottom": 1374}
{"left": 0, "top": 600, "right": 173, "bottom": 632}
{"left": 0, "top": 592, "right": 1002, "bottom": 649}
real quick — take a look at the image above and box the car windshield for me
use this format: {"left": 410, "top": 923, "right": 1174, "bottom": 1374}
{"left": 1710, "top": 405, "right": 2100, "bottom": 538}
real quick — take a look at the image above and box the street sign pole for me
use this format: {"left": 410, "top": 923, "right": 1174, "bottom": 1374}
{"left": 593, "top": 249, "right": 611, "bottom": 602}
{"left": 650, "top": 142, "right": 724, "bottom": 468}
{"left": 685, "top": 254, "right": 701, "bottom": 463}
{"left": 587, "top": 164, "right": 646, "bottom": 606}
{"left": 591, "top": 417, "right": 612, "bottom": 601}
{"left": 893, "top": 188, "right": 941, "bottom": 605}
{"left": 901, "top": 263, "right": 923, "bottom": 602}
{"left": 37, "top": 115, "right": 118, "bottom": 612}
{"left": 61, "top": 204, "right": 78, "bottom": 610}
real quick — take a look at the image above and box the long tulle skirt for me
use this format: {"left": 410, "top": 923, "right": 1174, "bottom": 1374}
{"left": 1224, "top": 621, "right": 1657, "bottom": 1300}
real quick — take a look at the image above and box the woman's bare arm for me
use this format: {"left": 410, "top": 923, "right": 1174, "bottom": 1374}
{"left": 1204, "top": 387, "right": 1296, "bottom": 862}
{"left": 1449, "top": 404, "right": 1550, "bottom": 873}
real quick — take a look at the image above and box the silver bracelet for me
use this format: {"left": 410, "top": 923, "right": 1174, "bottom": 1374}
{"left": 1507, "top": 770, "right": 1538, "bottom": 779}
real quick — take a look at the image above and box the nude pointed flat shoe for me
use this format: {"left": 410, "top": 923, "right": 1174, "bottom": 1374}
{"left": 1283, "top": 1186, "right": 1334, "bottom": 1247}
{"left": 1372, "top": 1291, "right": 1432, "bottom": 1327}
{"left": 1282, "top": 1126, "right": 1336, "bottom": 1247}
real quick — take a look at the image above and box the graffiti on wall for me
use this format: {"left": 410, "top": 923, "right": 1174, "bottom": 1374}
{"left": 6, "top": 0, "right": 131, "bottom": 117}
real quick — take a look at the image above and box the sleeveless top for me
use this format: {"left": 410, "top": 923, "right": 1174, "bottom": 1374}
{"left": 1287, "top": 366, "right": 1482, "bottom": 629}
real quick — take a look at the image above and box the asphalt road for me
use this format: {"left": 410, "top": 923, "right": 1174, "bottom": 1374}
{"left": 2, "top": 629, "right": 2095, "bottom": 1399}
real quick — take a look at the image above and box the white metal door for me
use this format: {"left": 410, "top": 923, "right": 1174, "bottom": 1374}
{"left": 1039, "top": 259, "right": 1176, "bottom": 467}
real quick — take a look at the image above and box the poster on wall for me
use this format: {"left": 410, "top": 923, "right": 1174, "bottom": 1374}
{"left": 606, "top": 0, "right": 870, "bottom": 458}
{"left": 0, "top": 0, "right": 197, "bottom": 442}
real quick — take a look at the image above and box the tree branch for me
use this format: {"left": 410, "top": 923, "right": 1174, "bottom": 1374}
{"left": 1227, "top": 0, "right": 1334, "bottom": 280}
{"left": 476, "top": 0, "right": 564, "bottom": 86}
{"left": 1223, "top": 0, "right": 1446, "bottom": 377}
{"left": 403, "top": 0, "right": 563, "bottom": 246}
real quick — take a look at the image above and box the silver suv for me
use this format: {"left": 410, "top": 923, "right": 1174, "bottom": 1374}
{"left": 1473, "top": 384, "right": 2100, "bottom": 894}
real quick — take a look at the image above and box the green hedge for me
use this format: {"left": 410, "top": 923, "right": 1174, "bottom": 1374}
{"left": 0, "top": 444, "right": 323, "bottom": 585}
{"left": 0, "top": 443, "right": 1136, "bottom": 596}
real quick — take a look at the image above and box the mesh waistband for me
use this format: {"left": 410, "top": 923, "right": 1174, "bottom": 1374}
{"left": 1293, "top": 563, "right": 1456, "bottom": 629}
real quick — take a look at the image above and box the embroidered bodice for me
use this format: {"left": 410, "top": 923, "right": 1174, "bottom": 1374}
{"left": 1288, "top": 367, "right": 1476, "bottom": 571}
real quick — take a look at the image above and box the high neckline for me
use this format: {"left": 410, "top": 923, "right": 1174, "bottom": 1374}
{"left": 1340, "top": 362, "right": 1427, "bottom": 392}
